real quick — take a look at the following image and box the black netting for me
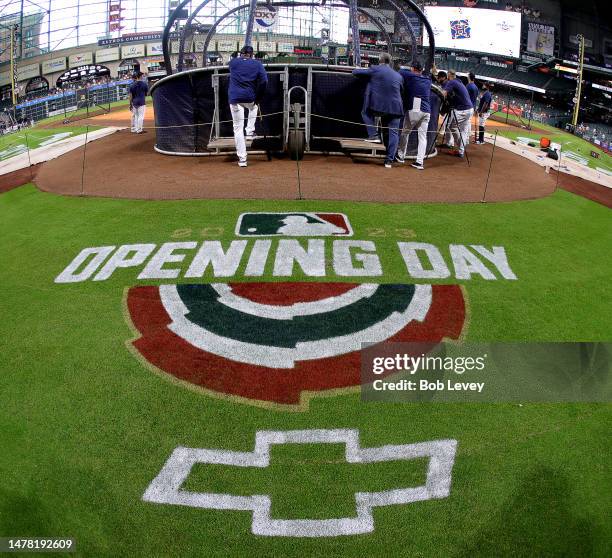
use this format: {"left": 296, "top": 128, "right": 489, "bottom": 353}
{"left": 192, "top": 72, "right": 215, "bottom": 151}
{"left": 287, "top": 67, "right": 308, "bottom": 105}
{"left": 216, "top": 71, "right": 284, "bottom": 139}
{"left": 151, "top": 64, "right": 441, "bottom": 158}
{"left": 256, "top": 71, "right": 284, "bottom": 140}
{"left": 152, "top": 74, "right": 196, "bottom": 153}
{"left": 311, "top": 71, "right": 367, "bottom": 138}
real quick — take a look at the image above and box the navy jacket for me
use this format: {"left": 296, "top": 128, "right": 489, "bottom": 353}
{"left": 467, "top": 82, "right": 479, "bottom": 108}
{"left": 129, "top": 80, "right": 148, "bottom": 107}
{"left": 443, "top": 78, "right": 473, "bottom": 111}
{"left": 353, "top": 65, "right": 404, "bottom": 117}
{"left": 398, "top": 70, "right": 432, "bottom": 114}
{"left": 478, "top": 90, "right": 492, "bottom": 113}
{"left": 228, "top": 57, "right": 268, "bottom": 104}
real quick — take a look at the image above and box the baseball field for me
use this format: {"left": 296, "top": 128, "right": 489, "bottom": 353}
{"left": 0, "top": 107, "right": 611, "bottom": 556}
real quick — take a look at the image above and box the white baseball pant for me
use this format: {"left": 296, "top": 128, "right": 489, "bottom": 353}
{"left": 450, "top": 108, "right": 473, "bottom": 155}
{"left": 131, "top": 104, "right": 146, "bottom": 133}
{"left": 398, "top": 110, "right": 431, "bottom": 165}
{"left": 230, "top": 102, "right": 258, "bottom": 161}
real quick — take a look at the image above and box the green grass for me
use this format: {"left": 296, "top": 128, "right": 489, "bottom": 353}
{"left": 35, "top": 99, "right": 131, "bottom": 127}
{"left": 0, "top": 127, "right": 102, "bottom": 161}
{"left": 490, "top": 110, "right": 563, "bottom": 134}
{"left": 489, "top": 121, "right": 612, "bottom": 171}
{"left": 0, "top": 185, "right": 610, "bottom": 556}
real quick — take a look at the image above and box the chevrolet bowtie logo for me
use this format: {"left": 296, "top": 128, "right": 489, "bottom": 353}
{"left": 143, "top": 429, "right": 458, "bottom": 537}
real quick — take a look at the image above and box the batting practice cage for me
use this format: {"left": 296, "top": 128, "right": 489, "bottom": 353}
{"left": 151, "top": 0, "right": 441, "bottom": 160}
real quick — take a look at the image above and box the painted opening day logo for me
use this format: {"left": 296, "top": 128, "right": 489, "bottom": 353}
{"left": 54, "top": 212, "right": 520, "bottom": 408}
{"left": 49, "top": 212, "right": 525, "bottom": 535}
{"left": 126, "top": 281, "right": 465, "bottom": 407}
{"left": 236, "top": 212, "right": 353, "bottom": 237}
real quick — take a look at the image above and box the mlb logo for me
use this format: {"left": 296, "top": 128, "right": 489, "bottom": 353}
{"left": 236, "top": 212, "right": 353, "bottom": 236}
{"left": 450, "top": 19, "right": 471, "bottom": 40}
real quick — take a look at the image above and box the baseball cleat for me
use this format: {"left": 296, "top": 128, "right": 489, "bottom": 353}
{"left": 411, "top": 162, "right": 424, "bottom": 170}
{"left": 238, "top": 160, "right": 248, "bottom": 167}
{"left": 365, "top": 137, "right": 382, "bottom": 143}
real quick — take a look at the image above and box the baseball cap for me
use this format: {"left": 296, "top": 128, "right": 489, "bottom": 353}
{"left": 241, "top": 45, "right": 254, "bottom": 55}
{"left": 411, "top": 61, "right": 423, "bottom": 71}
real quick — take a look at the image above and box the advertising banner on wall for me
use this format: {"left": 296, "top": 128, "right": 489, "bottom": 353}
{"left": 217, "top": 39, "right": 237, "bottom": 52}
{"left": 147, "top": 43, "right": 164, "bottom": 56}
{"left": 397, "top": 13, "right": 422, "bottom": 41}
{"left": 258, "top": 41, "right": 277, "bottom": 52}
{"left": 121, "top": 44, "right": 146, "bottom": 58}
{"left": 42, "top": 57, "right": 67, "bottom": 74}
{"left": 17, "top": 63, "right": 40, "bottom": 81}
{"left": 277, "top": 42, "right": 294, "bottom": 53}
{"left": 527, "top": 23, "right": 555, "bottom": 57}
{"left": 95, "top": 47, "right": 120, "bottom": 63}
{"left": 69, "top": 52, "right": 94, "bottom": 67}
{"left": 99, "top": 32, "right": 178, "bottom": 47}
{"left": 254, "top": 6, "right": 278, "bottom": 30}
{"left": 357, "top": 9, "right": 395, "bottom": 33}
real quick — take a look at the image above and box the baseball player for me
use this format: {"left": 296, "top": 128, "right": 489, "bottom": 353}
{"left": 129, "top": 72, "right": 148, "bottom": 134}
{"left": 476, "top": 83, "right": 493, "bottom": 144}
{"left": 436, "top": 70, "right": 473, "bottom": 158}
{"left": 397, "top": 61, "right": 432, "bottom": 170}
{"left": 466, "top": 72, "right": 479, "bottom": 109}
{"left": 353, "top": 53, "right": 404, "bottom": 168}
{"left": 228, "top": 45, "right": 268, "bottom": 167}
{"left": 466, "top": 72, "right": 479, "bottom": 142}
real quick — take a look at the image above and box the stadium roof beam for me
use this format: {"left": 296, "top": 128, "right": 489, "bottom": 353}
{"left": 163, "top": 0, "right": 435, "bottom": 74}
{"left": 196, "top": 2, "right": 396, "bottom": 68}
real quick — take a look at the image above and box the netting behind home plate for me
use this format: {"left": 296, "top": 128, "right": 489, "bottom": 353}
{"left": 150, "top": 63, "right": 440, "bottom": 156}
{"left": 309, "top": 69, "right": 440, "bottom": 148}
{"left": 215, "top": 71, "right": 286, "bottom": 140}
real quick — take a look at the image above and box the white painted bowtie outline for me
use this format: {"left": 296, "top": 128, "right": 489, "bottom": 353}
{"left": 143, "top": 429, "right": 458, "bottom": 537}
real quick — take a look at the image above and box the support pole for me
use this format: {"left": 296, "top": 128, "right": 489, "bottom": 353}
{"left": 244, "top": 0, "right": 258, "bottom": 47}
{"left": 571, "top": 34, "right": 585, "bottom": 129}
{"left": 482, "top": 130, "right": 497, "bottom": 203}
{"left": 25, "top": 130, "right": 33, "bottom": 181}
{"left": 527, "top": 90, "right": 534, "bottom": 130}
{"left": 10, "top": 24, "right": 18, "bottom": 106}
{"left": 162, "top": 0, "right": 193, "bottom": 75}
{"left": 349, "top": 0, "right": 361, "bottom": 66}
{"left": 505, "top": 86, "right": 510, "bottom": 125}
{"left": 80, "top": 125, "right": 89, "bottom": 196}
